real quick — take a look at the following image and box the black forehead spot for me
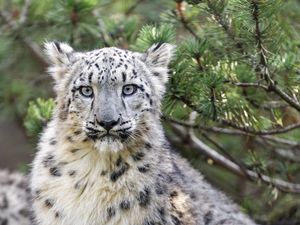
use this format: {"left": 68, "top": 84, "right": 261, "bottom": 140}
{"left": 122, "top": 72, "right": 126, "bottom": 82}
{"left": 88, "top": 72, "right": 93, "bottom": 83}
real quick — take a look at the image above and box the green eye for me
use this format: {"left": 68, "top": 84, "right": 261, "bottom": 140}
{"left": 122, "top": 84, "right": 138, "bottom": 96}
{"left": 79, "top": 86, "right": 93, "bottom": 98}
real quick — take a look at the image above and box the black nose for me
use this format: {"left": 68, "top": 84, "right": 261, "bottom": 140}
{"left": 98, "top": 119, "right": 120, "bottom": 131}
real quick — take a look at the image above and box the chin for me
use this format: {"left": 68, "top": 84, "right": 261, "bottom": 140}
{"left": 94, "top": 136, "right": 124, "bottom": 152}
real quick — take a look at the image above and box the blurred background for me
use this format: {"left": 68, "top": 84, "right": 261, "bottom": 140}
{"left": 1, "top": 0, "right": 300, "bottom": 224}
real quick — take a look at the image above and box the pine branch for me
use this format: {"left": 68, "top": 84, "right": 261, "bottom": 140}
{"left": 92, "top": 10, "right": 110, "bottom": 47}
{"left": 172, "top": 94, "right": 300, "bottom": 135}
{"left": 0, "top": 8, "right": 48, "bottom": 66}
{"left": 231, "top": 82, "right": 268, "bottom": 90}
{"left": 19, "top": 0, "right": 31, "bottom": 24}
{"left": 175, "top": 1, "right": 200, "bottom": 39}
{"left": 264, "top": 136, "right": 300, "bottom": 147}
{"left": 206, "top": 0, "right": 246, "bottom": 55}
{"left": 220, "top": 119, "right": 300, "bottom": 136}
{"left": 164, "top": 115, "right": 249, "bottom": 135}
{"left": 268, "top": 84, "right": 300, "bottom": 112}
{"left": 164, "top": 114, "right": 300, "bottom": 136}
{"left": 210, "top": 87, "right": 217, "bottom": 120}
{"left": 200, "top": 131, "right": 251, "bottom": 179}
{"left": 125, "top": 0, "right": 145, "bottom": 16}
{"left": 169, "top": 122, "right": 300, "bottom": 194}
{"left": 166, "top": 115, "right": 300, "bottom": 163}
{"left": 255, "top": 138, "right": 300, "bottom": 163}
{"left": 250, "top": 1, "right": 300, "bottom": 112}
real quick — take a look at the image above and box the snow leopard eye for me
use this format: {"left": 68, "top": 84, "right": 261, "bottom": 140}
{"left": 122, "top": 84, "right": 138, "bottom": 96}
{"left": 79, "top": 86, "right": 94, "bottom": 98}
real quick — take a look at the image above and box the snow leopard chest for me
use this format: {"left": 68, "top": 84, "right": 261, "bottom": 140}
{"left": 31, "top": 149, "right": 170, "bottom": 225}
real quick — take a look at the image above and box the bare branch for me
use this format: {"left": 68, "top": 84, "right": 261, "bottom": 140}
{"left": 175, "top": 1, "right": 200, "bottom": 39}
{"left": 268, "top": 84, "right": 300, "bottom": 112}
{"left": 220, "top": 119, "right": 300, "bottom": 135}
{"left": 255, "top": 137, "right": 300, "bottom": 163}
{"left": 163, "top": 115, "right": 249, "bottom": 135}
{"left": 164, "top": 114, "right": 300, "bottom": 136}
{"left": 206, "top": 0, "right": 246, "bottom": 55}
{"left": 169, "top": 123, "right": 300, "bottom": 194}
{"left": 0, "top": 9, "right": 48, "bottom": 66}
{"left": 92, "top": 10, "right": 110, "bottom": 47}
{"left": 250, "top": 1, "right": 300, "bottom": 112}
{"left": 274, "top": 148, "right": 300, "bottom": 163}
{"left": 231, "top": 82, "right": 268, "bottom": 91}
{"left": 264, "top": 136, "right": 300, "bottom": 147}
{"left": 19, "top": 0, "right": 31, "bottom": 24}
{"left": 125, "top": 0, "right": 144, "bottom": 16}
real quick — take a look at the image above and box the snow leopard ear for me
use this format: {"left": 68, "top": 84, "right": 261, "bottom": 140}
{"left": 44, "top": 41, "right": 75, "bottom": 81}
{"left": 142, "top": 43, "right": 175, "bottom": 83}
{"left": 137, "top": 43, "right": 175, "bottom": 98}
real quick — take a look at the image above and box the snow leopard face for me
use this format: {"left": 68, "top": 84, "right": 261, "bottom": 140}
{"left": 45, "top": 42, "right": 174, "bottom": 151}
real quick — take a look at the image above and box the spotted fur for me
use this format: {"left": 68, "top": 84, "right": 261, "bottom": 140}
{"left": 30, "top": 42, "right": 258, "bottom": 225}
{"left": 0, "top": 170, "right": 31, "bottom": 225}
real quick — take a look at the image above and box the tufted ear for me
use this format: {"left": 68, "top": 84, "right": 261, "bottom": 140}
{"left": 44, "top": 41, "right": 75, "bottom": 82}
{"left": 138, "top": 43, "right": 175, "bottom": 97}
{"left": 142, "top": 43, "right": 175, "bottom": 82}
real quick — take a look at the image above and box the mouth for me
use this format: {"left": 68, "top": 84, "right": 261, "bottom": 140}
{"left": 85, "top": 128, "right": 131, "bottom": 142}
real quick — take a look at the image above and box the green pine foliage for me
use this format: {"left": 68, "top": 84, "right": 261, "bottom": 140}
{"left": 24, "top": 98, "right": 54, "bottom": 139}
{"left": 1, "top": 0, "right": 300, "bottom": 223}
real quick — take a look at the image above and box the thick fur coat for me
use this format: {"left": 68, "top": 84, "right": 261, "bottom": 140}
{"left": 29, "top": 42, "right": 257, "bottom": 225}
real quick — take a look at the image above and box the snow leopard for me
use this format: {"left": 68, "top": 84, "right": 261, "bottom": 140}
{"left": 0, "top": 170, "right": 31, "bottom": 225}
{"left": 30, "top": 41, "right": 258, "bottom": 225}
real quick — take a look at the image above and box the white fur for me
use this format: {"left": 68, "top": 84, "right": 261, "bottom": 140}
{"left": 31, "top": 43, "right": 257, "bottom": 225}
{"left": 0, "top": 170, "right": 31, "bottom": 225}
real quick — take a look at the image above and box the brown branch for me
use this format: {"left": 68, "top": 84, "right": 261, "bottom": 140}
{"left": 220, "top": 119, "right": 300, "bottom": 135}
{"left": 0, "top": 8, "right": 48, "bottom": 66}
{"left": 164, "top": 107, "right": 300, "bottom": 136}
{"left": 273, "top": 148, "right": 300, "bottom": 163}
{"left": 206, "top": 0, "right": 246, "bottom": 55}
{"left": 250, "top": 1, "right": 300, "bottom": 112}
{"left": 264, "top": 136, "right": 300, "bottom": 147}
{"left": 268, "top": 84, "right": 300, "bottom": 111}
{"left": 231, "top": 82, "right": 268, "bottom": 90}
{"left": 125, "top": 0, "right": 145, "bottom": 16}
{"left": 169, "top": 123, "right": 300, "bottom": 194}
{"left": 200, "top": 131, "right": 251, "bottom": 179}
{"left": 176, "top": 1, "right": 200, "bottom": 39}
{"left": 231, "top": 81, "right": 300, "bottom": 111}
{"left": 92, "top": 10, "right": 110, "bottom": 47}
{"left": 19, "top": 0, "right": 31, "bottom": 24}
{"left": 255, "top": 138, "right": 300, "bottom": 163}
{"left": 164, "top": 115, "right": 300, "bottom": 155}
{"left": 163, "top": 115, "right": 250, "bottom": 135}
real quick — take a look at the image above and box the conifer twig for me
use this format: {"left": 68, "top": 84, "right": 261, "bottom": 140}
{"left": 0, "top": 10, "right": 48, "bottom": 66}
{"left": 255, "top": 138, "right": 300, "bottom": 163}
{"left": 264, "top": 136, "right": 300, "bottom": 147}
{"left": 231, "top": 82, "right": 268, "bottom": 91}
{"left": 92, "top": 10, "right": 110, "bottom": 47}
{"left": 165, "top": 114, "right": 300, "bottom": 135}
{"left": 125, "top": 0, "right": 144, "bottom": 16}
{"left": 169, "top": 122, "right": 300, "bottom": 194}
{"left": 176, "top": 1, "right": 199, "bottom": 39}
{"left": 19, "top": 0, "right": 31, "bottom": 24}
{"left": 220, "top": 119, "right": 300, "bottom": 135}
{"left": 250, "top": 1, "right": 300, "bottom": 112}
{"left": 206, "top": 0, "right": 245, "bottom": 55}
{"left": 170, "top": 95, "right": 300, "bottom": 135}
